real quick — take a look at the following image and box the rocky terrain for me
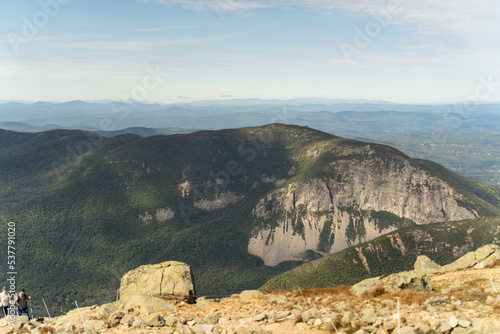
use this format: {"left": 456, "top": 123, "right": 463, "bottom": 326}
{"left": 1, "top": 247, "right": 499, "bottom": 334}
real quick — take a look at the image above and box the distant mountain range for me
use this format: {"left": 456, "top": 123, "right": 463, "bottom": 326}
{"left": 1, "top": 99, "right": 499, "bottom": 184}
{"left": 0, "top": 97, "right": 397, "bottom": 106}
{"left": 1, "top": 99, "right": 499, "bottom": 134}
{"left": 0, "top": 123, "right": 499, "bottom": 316}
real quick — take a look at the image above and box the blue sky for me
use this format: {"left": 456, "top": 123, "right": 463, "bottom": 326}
{"left": 1, "top": 0, "right": 499, "bottom": 103}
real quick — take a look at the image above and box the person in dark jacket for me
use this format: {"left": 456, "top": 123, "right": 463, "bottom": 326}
{"left": 15, "top": 289, "right": 31, "bottom": 318}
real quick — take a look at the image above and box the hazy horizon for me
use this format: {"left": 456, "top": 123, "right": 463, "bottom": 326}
{"left": 2, "top": 0, "right": 500, "bottom": 104}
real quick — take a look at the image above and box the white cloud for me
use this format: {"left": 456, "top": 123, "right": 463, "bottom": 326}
{"left": 131, "top": 24, "right": 217, "bottom": 32}
{"left": 65, "top": 34, "right": 238, "bottom": 52}
{"left": 150, "top": 0, "right": 500, "bottom": 38}
{"left": 155, "top": 0, "right": 269, "bottom": 11}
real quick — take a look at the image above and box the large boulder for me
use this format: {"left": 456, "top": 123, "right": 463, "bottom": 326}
{"left": 414, "top": 255, "right": 442, "bottom": 274}
{"left": 442, "top": 244, "right": 499, "bottom": 272}
{"left": 475, "top": 248, "right": 500, "bottom": 269}
{"left": 415, "top": 245, "right": 500, "bottom": 274}
{"left": 120, "top": 261, "right": 196, "bottom": 304}
{"left": 352, "top": 270, "right": 432, "bottom": 296}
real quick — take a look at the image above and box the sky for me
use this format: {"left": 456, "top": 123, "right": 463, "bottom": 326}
{"left": 1, "top": 0, "right": 500, "bottom": 104}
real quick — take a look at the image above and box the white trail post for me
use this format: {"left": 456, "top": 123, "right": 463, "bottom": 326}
{"left": 298, "top": 287, "right": 308, "bottom": 309}
{"left": 321, "top": 306, "right": 339, "bottom": 333}
{"left": 42, "top": 298, "right": 51, "bottom": 318}
{"left": 75, "top": 301, "right": 86, "bottom": 329}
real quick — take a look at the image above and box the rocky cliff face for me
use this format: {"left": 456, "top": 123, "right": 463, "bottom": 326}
{"left": 249, "top": 143, "right": 478, "bottom": 267}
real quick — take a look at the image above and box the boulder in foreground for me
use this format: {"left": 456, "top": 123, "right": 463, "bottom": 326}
{"left": 120, "top": 261, "right": 196, "bottom": 304}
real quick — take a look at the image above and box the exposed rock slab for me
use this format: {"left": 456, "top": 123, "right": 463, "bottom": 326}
{"left": 414, "top": 255, "right": 443, "bottom": 274}
{"left": 414, "top": 244, "right": 500, "bottom": 274}
{"left": 353, "top": 244, "right": 500, "bottom": 296}
{"left": 352, "top": 270, "right": 432, "bottom": 296}
{"left": 249, "top": 154, "right": 478, "bottom": 266}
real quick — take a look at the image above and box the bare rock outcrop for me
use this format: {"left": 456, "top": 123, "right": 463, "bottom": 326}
{"left": 249, "top": 147, "right": 479, "bottom": 266}
{"left": 352, "top": 270, "right": 432, "bottom": 296}
{"left": 414, "top": 244, "right": 500, "bottom": 274}
{"left": 352, "top": 244, "right": 500, "bottom": 296}
{"left": 120, "top": 261, "right": 196, "bottom": 304}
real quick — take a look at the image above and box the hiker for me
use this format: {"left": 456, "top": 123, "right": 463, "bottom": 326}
{"left": 15, "top": 289, "right": 31, "bottom": 318}
{"left": 0, "top": 287, "right": 9, "bottom": 317}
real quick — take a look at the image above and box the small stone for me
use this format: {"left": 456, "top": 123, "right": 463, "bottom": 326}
{"left": 206, "top": 313, "right": 221, "bottom": 325}
{"left": 458, "top": 319, "right": 471, "bottom": 328}
{"left": 181, "top": 314, "right": 194, "bottom": 324}
{"left": 276, "top": 311, "right": 291, "bottom": 320}
{"left": 164, "top": 315, "right": 177, "bottom": 327}
{"left": 415, "top": 324, "right": 432, "bottom": 334}
{"left": 449, "top": 316, "right": 459, "bottom": 328}
{"left": 438, "top": 323, "right": 452, "bottom": 333}
{"left": 251, "top": 313, "right": 267, "bottom": 322}
{"left": 383, "top": 319, "right": 396, "bottom": 331}
{"left": 373, "top": 318, "right": 383, "bottom": 327}
{"left": 399, "top": 326, "right": 417, "bottom": 334}
{"left": 362, "top": 308, "right": 382, "bottom": 324}
{"left": 342, "top": 311, "right": 356, "bottom": 325}
{"left": 429, "top": 319, "right": 440, "bottom": 329}
{"left": 195, "top": 324, "right": 215, "bottom": 333}
{"left": 268, "top": 294, "right": 288, "bottom": 305}
{"left": 120, "top": 314, "right": 135, "bottom": 325}
{"left": 109, "top": 310, "right": 124, "bottom": 326}
{"left": 267, "top": 311, "right": 276, "bottom": 324}
{"left": 131, "top": 319, "right": 144, "bottom": 327}
{"left": 302, "top": 309, "right": 319, "bottom": 323}
{"left": 143, "top": 313, "right": 164, "bottom": 327}
{"left": 183, "top": 325, "right": 194, "bottom": 334}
